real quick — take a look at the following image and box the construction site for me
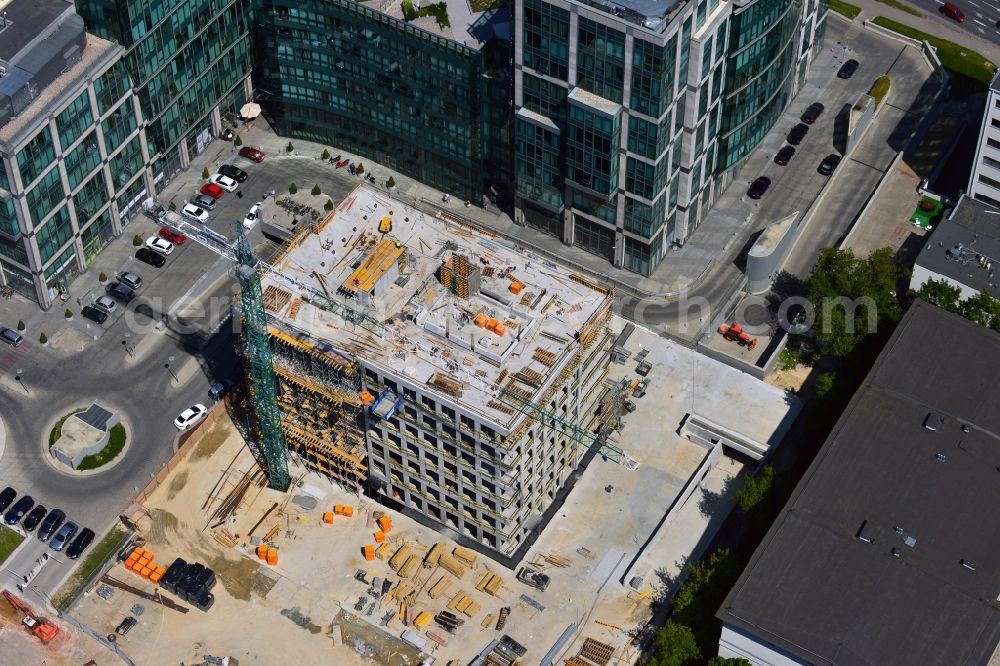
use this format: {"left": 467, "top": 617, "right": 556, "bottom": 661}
{"left": 65, "top": 184, "right": 802, "bottom": 665}
{"left": 246, "top": 185, "right": 626, "bottom": 561}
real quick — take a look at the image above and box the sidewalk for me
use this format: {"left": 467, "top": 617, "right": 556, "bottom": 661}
{"left": 844, "top": 0, "right": 1000, "bottom": 63}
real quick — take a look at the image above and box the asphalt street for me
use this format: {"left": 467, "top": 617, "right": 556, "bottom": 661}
{"left": 904, "top": 0, "right": 1000, "bottom": 45}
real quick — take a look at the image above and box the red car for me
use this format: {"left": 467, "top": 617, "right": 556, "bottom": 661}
{"left": 238, "top": 146, "right": 265, "bottom": 162}
{"left": 940, "top": 2, "right": 965, "bottom": 21}
{"left": 159, "top": 227, "right": 187, "bottom": 245}
{"left": 200, "top": 182, "right": 225, "bottom": 199}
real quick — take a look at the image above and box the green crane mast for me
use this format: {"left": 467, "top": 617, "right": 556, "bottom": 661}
{"left": 235, "top": 223, "right": 290, "bottom": 491}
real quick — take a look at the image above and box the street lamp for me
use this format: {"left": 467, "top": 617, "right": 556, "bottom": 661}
{"left": 164, "top": 363, "right": 177, "bottom": 382}
{"left": 121, "top": 339, "right": 134, "bottom": 358}
{"left": 13, "top": 369, "right": 27, "bottom": 394}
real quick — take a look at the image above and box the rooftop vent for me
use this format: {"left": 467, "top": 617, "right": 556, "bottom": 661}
{"left": 856, "top": 520, "right": 875, "bottom": 544}
{"left": 947, "top": 243, "right": 965, "bottom": 259}
{"left": 961, "top": 559, "right": 977, "bottom": 571}
{"left": 891, "top": 548, "right": 901, "bottom": 557}
{"left": 961, "top": 424, "right": 971, "bottom": 433}
{"left": 935, "top": 452, "right": 947, "bottom": 463}
{"left": 904, "top": 536, "right": 917, "bottom": 548}
{"left": 923, "top": 413, "right": 945, "bottom": 431}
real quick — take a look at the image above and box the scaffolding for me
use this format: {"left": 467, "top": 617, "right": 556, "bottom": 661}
{"left": 440, "top": 252, "right": 481, "bottom": 299}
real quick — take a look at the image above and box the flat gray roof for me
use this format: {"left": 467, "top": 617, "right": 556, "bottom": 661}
{"left": 718, "top": 301, "right": 1000, "bottom": 666}
{"left": 915, "top": 195, "right": 1000, "bottom": 297}
{"left": 0, "top": 0, "right": 72, "bottom": 62}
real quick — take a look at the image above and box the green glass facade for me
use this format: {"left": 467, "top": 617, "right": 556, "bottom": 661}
{"left": 74, "top": 0, "right": 253, "bottom": 177}
{"left": 254, "top": 0, "right": 510, "bottom": 200}
{"left": 718, "top": 0, "right": 805, "bottom": 168}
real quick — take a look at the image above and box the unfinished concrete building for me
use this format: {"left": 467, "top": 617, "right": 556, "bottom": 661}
{"left": 257, "top": 186, "right": 616, "bottom": 558}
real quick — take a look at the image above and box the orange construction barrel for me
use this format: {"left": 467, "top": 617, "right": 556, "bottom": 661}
{"left": 475, "top": 314, "right": 489, "bottom": 328}
{"left": 341, "top": 506, "right": 354, "bottom": 517}
{"left": 257, "top": 545, "right": 268, "bottom": 560}
{"left": 364, "top": 545, "right": 376, "bottom": 561}
{"left": 323, "top": 512, "right": 335, "bottom": 524}
{"left": 266, "top": 548, "right": 278, "bottom": 566}
{"left": 374, "top": 531, "right": 385, "bottom": 544}
{"left": 493, "top": 323, "right": 506, "bottom": 336}
{"left": 509, "top": 281, "right": 524, "bottom": 295}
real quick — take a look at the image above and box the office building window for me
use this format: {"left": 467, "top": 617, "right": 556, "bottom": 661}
{"left": 16, "top": 127, "right": 56, "bottom": 187}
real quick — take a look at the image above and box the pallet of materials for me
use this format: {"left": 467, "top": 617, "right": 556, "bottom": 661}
{"left": 389, "top": 545, "right": 411, "bottom": 571}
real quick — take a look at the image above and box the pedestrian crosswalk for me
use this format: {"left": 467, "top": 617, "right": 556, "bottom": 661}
{"left": 0, "top": 343, "right": 31, "bottom": 379}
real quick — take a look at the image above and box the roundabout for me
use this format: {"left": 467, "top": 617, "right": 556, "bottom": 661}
{"left": 47, "top": 404, "right": 131, "bottom": 474}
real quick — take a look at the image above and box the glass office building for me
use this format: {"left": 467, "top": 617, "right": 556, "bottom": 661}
{"left": 73, "top": 0, "right": 254, "bottom": 184}
{"left": 254, "top": 0, "right": 513, "bottom": 201}
{"left": 0, "top": 0, "right": 150, "bottom": 307}
{"left": 514, "top": 0, "right": 824, "bottom": 275}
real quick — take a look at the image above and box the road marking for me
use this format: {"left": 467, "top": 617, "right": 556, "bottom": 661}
{"left": 970, "top": 1, "right": 982, "bottom": 6}
{"left": 975, "top": 18, "right": 988, "bottom": 25}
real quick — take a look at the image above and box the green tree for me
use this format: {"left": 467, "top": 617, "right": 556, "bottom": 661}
{"left": 960, "top": 291, "right": 1000, "bottom": 331}
{"left": 289, "top": 183, "right": 298, "bottom": 195}
{"left": 649, "top": 621, "right": 701, "bottom": 666}
{"left": 670, "top": 548, "right": 743, "bottom": 654}
{"left": 735, "top": 465, "right": 775, "bottom": 514}
{"left": 39, "top": 332, "right": 47, "bottom": 345}
{"left": 322, "top": 148, "right": 331, "bottom": 160}
{"left": 234, "top": 134, "right": 243, "bottom": 147}
{"left": 324, "top": 199, "right": 334, "bottom": 212}
{"left": 814, "top": 372, "right": 837, "bottom": 399}
{"left": 132, "top": 235, "right": 143, "bottom": 247}
{"left": 915, "top": 278, "right": 961, "bottom": 313}
{"left": 387, "top": 176, "right": 396, "bottom": 188}
{"left": 202, "top": 167, "right": 210, "bottom": 179}
{"left": 356, "top": 162, "right": 365, "bottom": 174}
{"left": 708, "top": 658, "right": 753, "bottom": 666}
{"left": 65, "top": 309, "right": 73, "bottom": 319}
{"left": 311, "top": 184, "right": 321, "bottom": 196}
{"left": 778, "top": 345, "right": 798, "bottom": 372}
{"left": 16, "top": 320, "right": 25, "bottom": 331}
{"left": 98, "top": 272, "right": 108, "bottom": 283}
{"left": 168, "top": 200, "right": 177, "bottom": 211}
{"left": 806, "top": 247, "right": 908, "bottom": 356}
{"left": 286, "top": 141, "right": 294, "bottom": 153}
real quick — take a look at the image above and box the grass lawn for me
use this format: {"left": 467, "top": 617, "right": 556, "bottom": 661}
{"left": 468, "top": 0, "right": 506, "bottom": 10}
{"left": 77, "top": 423, "right": 127, "bottom": 471}
{"left": 829, "top": 0, "right": 862, "bottom": 18}
{"left": 872, "top": 16, "right": 995, "bottom": 96}
{"left": 875, "top": 0, "right": 924, "bottom": 17}
{"left": 49, "top": 408, "right": 86, "bottom": 448}
{"left": 0, "top": 525, "right": 24, "bottom": 565}
{"left": 53, "top": 525, "right": 129, "bottom": 611}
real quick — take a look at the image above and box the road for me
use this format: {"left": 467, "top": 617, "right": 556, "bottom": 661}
{"left": 904, "top": 0, "right": 1000, "bottom": 45}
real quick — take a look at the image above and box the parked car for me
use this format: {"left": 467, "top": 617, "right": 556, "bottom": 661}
{"left": 787, "top": 123, "right": 809, "bottom": 145}
{"left": 80, "top": 306, "right": 108, "bottom": 324}
{"left": 116, "top": 616, "right": 137, "bottom": 636}
{"left": 238, "top": 146, "right": 265, "bottom": 162}
{"left": 774, "top": 145, "right": 795, "bottom": 166}
{"left": 94, "top": 295, "right": 117, "bottom": 314}
{"left": 159, "top": 227, "right": 187, "bottom": 245}
{"left": 208, "top": 379, "right": 234, "bottom": 400}
{"left": 135, "top": 248, "right": 166, "bottom": 268}
{"left": 50, "top": 521, "right": 78, "bottom": 551}
{"left": 37, "top": 509, "right": 65, "bottom": 542}
{"left": 66, "top": 528, "right": 95, "bottom": 560}
{"left": 747, "top": 176, "right": 772, "bottom": 200}
{"left": 145, "top": 236, "right": 175, "bottom": 256}
{"left": 174, "top": 404, "right": 208, "bottom": 431}
{"left": 801, "top": 102, "right": 824, "bottom": 124}
{"left": 199, "top": 182, "right": 225, "bottom": 199}
{"left": 190, "top": 193, "right": 217, "bottom": 211}
{"left": 837, "top": 59, "right": 859, "bottom": 79}
{"left": 0, "top": 487, "right": 15, "bottom": 514}
{"left": 818, "top": 153, "right": 843, "bottom": 176}
{"left": 209, "top": 174, "right": 239, "bottom": 192}
{"left": 4, "top": 495, "right": 33, "bottom": 525}
{"left": 22, "top": 505, "right": 47, "bottom": 532}
{"left": 218, "top": 164, "right": 249, "bottom": 183}
{"left": 940, "top": 2, "right": 965, "bottom": 21}
{"left": 105, "top": 282, "right": 136, "bottom": 303}
{"left": 118, "top": 272, "right": 142, "bottom": 290}
{"left": 0, "top": 327, "right": 23, "bottom": 347}
{"left": 181, "top": 203, "right": 209, "bottom": 223}
{"left": 243, "top": 202, "right": 262, "bottom": 229}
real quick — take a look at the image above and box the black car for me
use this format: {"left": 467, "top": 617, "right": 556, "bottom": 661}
{"left": 774, "top": 145, "right": 795, "bottom": 166}
{"left": 3, "top": 495, "right": 33, "bottom": 525}
{"left": 37, "top": 509, "right": 65, "bottom": 542}
{"left": 818, "top": 153, "right": 842, "bottom": 176}
{"left": 801, "top": 102, "right": 824, "bottom": 124}
{"left": 135, "top": 247, "right": 166, "bottom": 268}
{"left": 217, "top": 164, "right": 248, "bottom": 183}
{"left": 208, "top": 379, "right": 234, "bottom": 401}
{"left": 787, "top": 123, "right": 809, "bottom": 146}
{"left": 66, "top": 528, "right": 95, "bottom": 560}
{"left": 106, "top": 282, "right": 136, "bottom": 303}
{"left": 22, "top": 505, "right": 47, "bottom": 532}
{"left": 0, "top": 487, "right": 15, "bottom": 514}
{"left": 837, "top": 59, "right": 859, "bottom": 79}
{"left": 116, "top": 616, "right": 137, "bottom": 635}
{"left": 747, "top": 176, "right": 771, "bottom": 200}
{"left": 81, "top": 306, "right": 108, "bottom": 324}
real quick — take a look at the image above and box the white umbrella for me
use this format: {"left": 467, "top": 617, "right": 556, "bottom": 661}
{"left": 239, "top": 102, "right": 261, "bottom": 119}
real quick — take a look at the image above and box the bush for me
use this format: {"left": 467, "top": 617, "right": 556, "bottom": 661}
{"left": 286, "top": 141, "right": 294, "bottom": 153}
{"left": 132, "top": 235, "right": 143, "bottom": 247}
{"left": 289, "top": 183, "right": 298, "bottom": 194}
{"left": 401, "top": 0, "right": 450, "bottom": 27}
{"left": 168, "top": 200, "right": 177, "bottom": 211}
{"left": 736, "top": 465, "right": 776, "bottom": 514}
{"left": 869, "top": 75, "right": 891, "bottom": 108}
{"left": 64, "top": 309, "right": 73, "bottom": 319}
{"left": 322, "top": 148, "right": 331, "bottom": 160}
{"left": 828, "top": 0, "right": 862, "bottom": 18}
{"left": 234, "top": 135, "right": 243, "bottom": 146}
{"left": 98, "top": 272, "right": 108, "bottom": 283}
{"left": 356, "top": 162, "right": 365, "bottom": 174}
{"left": 815, "top": 372, "right": 837, "bottom": 399}
{"left": 202, "top": 167, "right": 210, "bottom": 179}
{"left": 39, "top": 332, "right": 47, "bottom": 345}
{"left": 324, "top": 199, "right": 334, "bottom": 211}
{"left": 16, "top": 320, "right": 24, "bottom": 331}
{"left": 778, "top": 345, "right": 798, "bottom": 372}
{"left": 386, "top": 176, "right": 396, "bottom": 188}
{"left": 311, "top": 184, "right": 321, "bottom": 196}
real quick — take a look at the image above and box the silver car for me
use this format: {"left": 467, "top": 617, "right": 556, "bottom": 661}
{"left": 0, "top": 327, "right": 23, "bottom": 347}
{"left": 190, "top": 193, "right": 217, "bottom": 211}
